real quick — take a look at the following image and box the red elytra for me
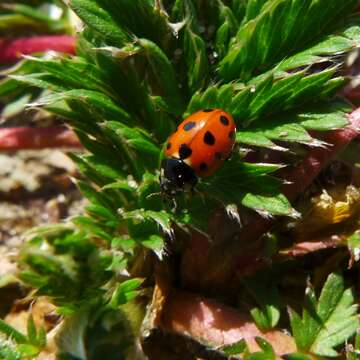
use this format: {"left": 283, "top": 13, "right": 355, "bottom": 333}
{"left": 165, "top": 109, "right": 236, "bottom": 177}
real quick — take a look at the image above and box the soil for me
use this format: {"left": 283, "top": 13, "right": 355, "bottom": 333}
{"left": 0, "top": 149, "right": 85, "bottom": 280}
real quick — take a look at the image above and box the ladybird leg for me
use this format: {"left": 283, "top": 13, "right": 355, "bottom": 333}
{"left": 183, "top": 190, "right": 193, "bottom": 207}
{"left": 238, "top": 145, "right": 253, "bottom": 159}
{"left": 161, "top": 195, "right": 177, "bottom": 212}
{"left": 146, "top": 191, "right": 161, "bottom": 200}
{"left": 192, "top": 187, "right": 207, "bottom": 205}
{"left": 171, "top": 198, "right": 178, "bottom": 213}
{"left": 224, "top": 143, "right": 241, "bottom": 161}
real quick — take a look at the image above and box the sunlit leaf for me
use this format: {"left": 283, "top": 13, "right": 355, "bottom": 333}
{"left": 289, "top": 273, "right": 359, "bottom": 357}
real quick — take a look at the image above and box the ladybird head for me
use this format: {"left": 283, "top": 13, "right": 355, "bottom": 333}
{"left": 160, "top": 158, "right": 198, "bottom": 196}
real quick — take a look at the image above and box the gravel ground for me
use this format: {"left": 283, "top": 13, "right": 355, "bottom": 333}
{"left": 0, "top": 149, "right": 86, "bottom": 276}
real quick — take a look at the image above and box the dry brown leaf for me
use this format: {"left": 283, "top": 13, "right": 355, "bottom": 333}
{"left": 294, "top": 185, "right": 360, "bottom": 239}
{"left": 161, "top": 290, "right": 296, "bottom": 356}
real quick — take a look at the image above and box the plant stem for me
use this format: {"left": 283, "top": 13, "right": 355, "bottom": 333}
{"left": 0, "top": 35, "right": 75, "bottom": 64}
{"left": 0, "top": 126, "right": 81, "bottom": 150}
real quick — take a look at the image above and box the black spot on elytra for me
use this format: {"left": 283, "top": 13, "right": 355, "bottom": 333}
{"left": 199, "top": 163, "right": 207, "bottom": 171}
{"left": 204, "top": 131, "right": 215, "bottom": 145}
{"left": 179, "top": 143, "right": 192, "bottom": 159}
{"left": 167, "top": 142, "right": 171, "bottom": 150}
{"left": 203, "top": 109, "right": 213, "bottom": 112}
{"left": 229, "top": 130, "right": 235, "bottom": 140}
{"left": 183, "top": 121, "right": 196, "bottom": 131}
{"left": 220, "top": 115, "right": 229, "bottom": 126}
{"left": 214, "top": 152, "right": 223, "bottom": 161}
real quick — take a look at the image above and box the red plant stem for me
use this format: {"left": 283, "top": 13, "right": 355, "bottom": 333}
{"left": 277, "top": 235, "right": 346, "bottom": 259}
{"left": 0, "top": 127, "right": 81, "bottom": 150}
{"left": 283, "top": 110, "right": 360, "bottom": 198}
{"left": 0, "top": 35, "right": 75, "bottom": 64}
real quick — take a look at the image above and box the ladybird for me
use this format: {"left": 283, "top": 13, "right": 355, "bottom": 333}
{"left": 160, "top": 109, "right": 236, "bottom": 196}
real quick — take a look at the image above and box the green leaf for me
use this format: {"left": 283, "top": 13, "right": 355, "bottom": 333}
{"left": 102, "top": 180, "right": 136, "bottom": 192}
{"left": 0, "top": 14, "right": 37, "bottom": 33}
{"left": 1, "top": 94, "right": 32, "bottom": 119}
{"left": 0, "top": 320, "right": 27, "bottom": 344}
{"left": 0, "top": 8, "right": 64, "bottom": 34}
{"left": 187, "top": 69, "right": 345, "bottom": 127}
{"left": 237, "top": 100, "right": 349, "bottom": 150}
{"left": 112, "top": 237, "right": 137, "bottom": 253}
{"left": 313, "top": 288, "right": 358, "bottom": 357}
{"left": 172, "top": 195, "right": 217, "bottom": 233}
{"left": 236, "top": 131, "right": 286, "bottom": 151}
{"left": 13, "top": 56, "right": 113, "bottom": 96}
{"left": 31, "top": 89, "right": 131, "bottom": 125}
{"left": 215, "top": 4, "right": 239, "bottom": 59}
{"left": 69, "top": 153, "right": 122, "bottom": 189}
{"left": 76, "top": 180, "right": 114, "bottom": 211}
{"left": 141, "top": 235, "right": 164, "bottom": 254}
{"left": 103, "top": 121, "right": 160, "bottom": 178}
{"left": 89, "top": 0, "right": 171, "bottom": 50}
{"left": 231, "top": 0, "right": 247, "bottom": 22}
{"left": 108, "top": 253, "right": 128, "bottom": 274}
{"left": 241, "top": 0, "right": 268, "bottom": 24}
{"left": 69, "top": 0, "right": 132, "bottom": 46}
{"left": 23, "top": 224, "right": 73, "bottom": 243}
{"left": 348, "top": 233, "right": 360, "bottom": 263}
{"left": 218, "top": 339, "right": 248, "bottom": 356}
{"left": 124, "top": 210, "right": 173, "bottom": 240}
{"left": 246, "top": 337, "right": 276, "bottom": 360}
{"left": 110, "top": 278, "right": 143, "bottom": 307}
{"left": 202, "top": 156, "right": 296, "bottom": 217}
{"left": 238, "top": 120, "right": 320, "bottom": 149}
{"left": 104, "top": 121, "right": 160, "bottom": 156}
{"left": 73, "top": 216, "right": 113, "bottom": 242}
{"left": 171, "top": 0, "right": 199, "bottom": 30}
{"left": 37, "top": 327, "right": 47, "bottom": 349}
{"left": 83, "top": 155, "right": 125, "bottom": 181}
{"left": 137, "top": 173, "right": 162, "bottom": 211}
{"left": 349, "top": 331, "right": 360, "bottom": 359}
{"left": 289, "top": 273, "right": 359, "bottom": 357}
{"left": 298, "top": 100, "right": 351, "bottom": 131}
{"left": 26, "top": 316, "right": 37, "bottom": 346}
{"left": 0, "top": 339, "right": 20, "bottom": 360}
{"left": 244, "top": 271, "right": 281, "bottom": 331}
{"left": 242, "top": 192, "right": 297, "bottom": 218}
{"left": 219, "top": 0, "right": 358, "bottom": 81}
{"left": 21, "top": 249, "right": 78, "bottom": 284}
{"left": 283, "top": 353, "right": 312, "bottom": 360}
{"left": 2, "top": 3, "right": 57, "bottom": 24}
{"left": 183, "top": 25, "right": 209, "bottom": 94}
{"left": 279, "top": 36, "right": 353, "bottom": 72}
{"left": 17, "top": 344, "right": 40, "bottom": 358}
{"left": 138, "top": 38, "right": 184, "bottom": 116}
{"left": 0, "top": 77, "right": 26, "bottom": 98}
{"left": 278, "top": 17, "right": 360, "bottom": 71}
{"left": 8, "top": 73, "right": 67, "bottom": 93}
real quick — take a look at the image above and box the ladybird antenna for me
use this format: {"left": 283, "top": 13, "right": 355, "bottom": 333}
{"left": 171, "top": 198, "right": 178, "bottom": 212}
